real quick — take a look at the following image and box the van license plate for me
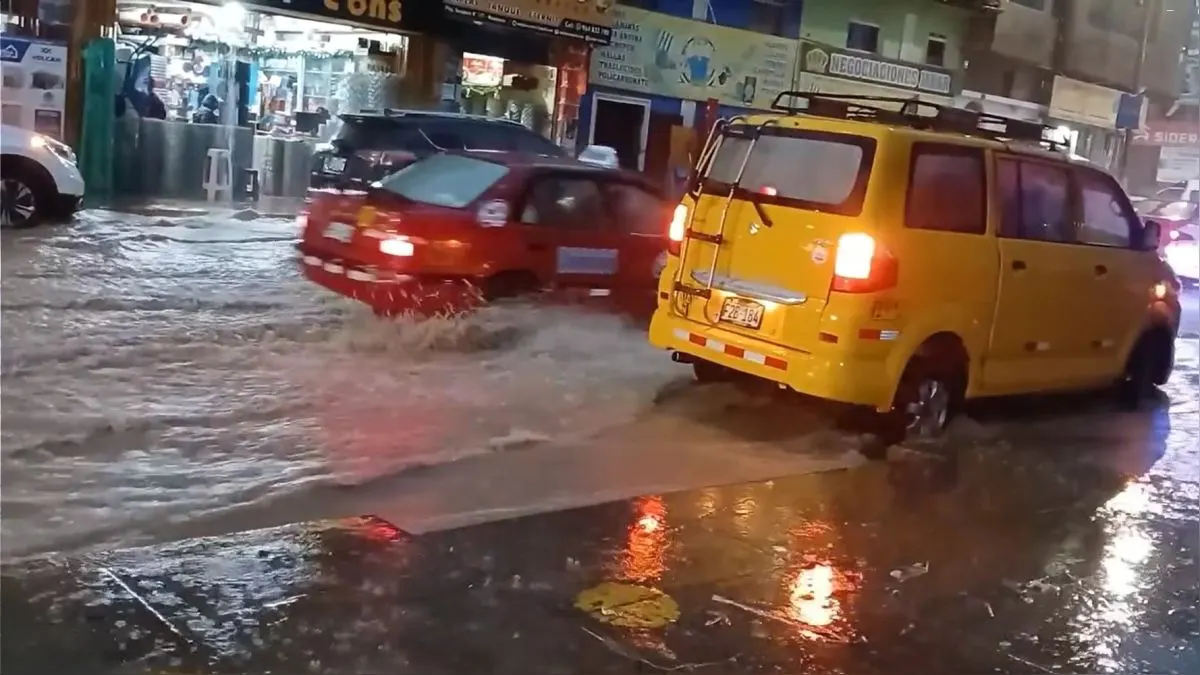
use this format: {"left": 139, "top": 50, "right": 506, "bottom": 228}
{"left": 325, "top": 157, "right": 347, "bottom": 173}
{"left": 719, "top": 298, "right": 764, "bottom": 329}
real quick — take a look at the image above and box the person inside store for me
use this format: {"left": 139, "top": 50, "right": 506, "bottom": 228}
{"left": 192, "top": 92, "right": 222, "bottom": 124}
{"left": 144, "top": 77, "right": 167, "bottom": 120}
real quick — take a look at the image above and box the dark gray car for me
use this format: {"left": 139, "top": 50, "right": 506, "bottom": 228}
{"left": 309, "top": 110, "right": 566, "bottom": 189}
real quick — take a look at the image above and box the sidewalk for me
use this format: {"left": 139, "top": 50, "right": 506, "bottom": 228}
{"left": 87, "top": 196, "right": 306, "bottom": 220}
{"left": 2, "top": 451, "right": 1197, "bottom": 675}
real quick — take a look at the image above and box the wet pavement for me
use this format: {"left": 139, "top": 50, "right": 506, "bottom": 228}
{"left": 3, "top": 414, "right": 1198, "bottom": 675}
{"left": 2, "top": 206, "right": 1198, "bottom": 673}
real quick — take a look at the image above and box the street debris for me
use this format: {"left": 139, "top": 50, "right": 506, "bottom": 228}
{"left": 711, "top": 594, "right": 856, "bottom": 643}
{"left": 889, "top": 561, "right": 929, "bottom": 582}
{"left": 581, "top": 627, "right": 736, "bottom": 672}
{"left": 704, "top": 610, "right": 731, "bottom": 627}
{"left": 1002, "top": 577, "right": 1062, "bottom": 604}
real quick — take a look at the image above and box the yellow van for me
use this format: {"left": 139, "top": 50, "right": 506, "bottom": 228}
{"left": 649, "top": 93, "right": 1181, "bottom": 451}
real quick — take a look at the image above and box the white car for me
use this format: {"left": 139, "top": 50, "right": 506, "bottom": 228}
{"left": 0, "top": 123, "right": 85, "bottom": 228}
{"left": 1163, "top": 224, "right": 1199, "bottom": 284}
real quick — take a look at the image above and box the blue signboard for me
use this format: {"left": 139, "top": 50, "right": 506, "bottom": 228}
{"left": 556, "top": 247, "right": 618, "bottom": 275}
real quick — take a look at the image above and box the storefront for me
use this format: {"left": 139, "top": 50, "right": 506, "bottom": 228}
{"left": 796, "top": 41, "right": 958, "bottom": 110}
{"left": 432, "top": 1, "right": 610, "bottom": 149}
{"left": 1046, "top": 75, "right": 1136, "bottom": 171}
{"left": 1130, "top": 117, "right": 1200, "bottom": 192}
{"left": 953, "top": 90, "right": 1045, "bottom": 124}
{"left": 108, "top": 0, "right": 611, "bottom": 200}
{"left": 582, "top": 4, "right": 799, "bottom": 182}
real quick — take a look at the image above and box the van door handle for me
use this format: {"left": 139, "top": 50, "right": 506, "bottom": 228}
{"left": 1011, "top": 260, "right": 1027, "bottom": 271}
{"left": 1094, "top": 264, "right": 1108, "bottom": 276}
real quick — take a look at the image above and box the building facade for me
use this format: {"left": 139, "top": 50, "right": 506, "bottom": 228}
{"left": 794, "top": 0, "right": 972, "bottom": 108}
{"left": 962, "top": 0, "right": 1195, "bottom": 187}
{"left": 580, "top": 0, "right": 980, "bottom": 186}
{"left": 579, "top": 0, "right": 805, "bottom": 181}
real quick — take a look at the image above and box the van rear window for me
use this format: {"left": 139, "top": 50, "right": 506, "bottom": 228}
{"left": 701, "top": 127, "right": 876, "bottom": 216}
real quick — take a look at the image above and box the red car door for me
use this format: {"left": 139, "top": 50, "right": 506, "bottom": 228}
{"left": 600, "top": 179, "right": 671, "bottom": 291}
{"left": 517, "top": 172, "right": 623, "bottom": 291}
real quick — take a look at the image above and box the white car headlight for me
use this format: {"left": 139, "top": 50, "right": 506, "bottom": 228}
{"left": 31, "top": 134, "right": 77, "bottom": 165}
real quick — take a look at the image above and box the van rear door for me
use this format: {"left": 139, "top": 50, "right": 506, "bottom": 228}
{"left": 672, "top": 123, "right": 878, "bottom": 351}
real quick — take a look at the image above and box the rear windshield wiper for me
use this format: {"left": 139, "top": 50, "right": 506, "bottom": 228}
{"left": 740, "top": 189, "right": 775, "bottom": 228}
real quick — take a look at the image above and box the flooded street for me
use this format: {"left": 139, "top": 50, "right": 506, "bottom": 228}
{"left": 1, "top": 208, "right": 1197, "bottom": 571}
{"left": 2, "top": 208, "right": 1197, "bottom": 674}
{"left": 0, "top": 209, "right": 863, "bottom": 558}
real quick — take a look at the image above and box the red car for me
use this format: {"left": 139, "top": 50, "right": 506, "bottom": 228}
{"left": 299, "top": 152, "right": 671, "bottom": 317}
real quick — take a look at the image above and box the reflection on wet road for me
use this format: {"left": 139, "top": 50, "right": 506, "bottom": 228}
{"left": 3, "top": 405, "right": 1196, "bottom": 673}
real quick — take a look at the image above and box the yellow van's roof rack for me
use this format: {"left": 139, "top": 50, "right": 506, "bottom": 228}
{"left": 768, "top": 91, "right": 1069, "bottom": 153}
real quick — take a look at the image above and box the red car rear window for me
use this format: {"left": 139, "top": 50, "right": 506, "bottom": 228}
{"left": 378, "top": 154, "right": 510, "bottom": 208}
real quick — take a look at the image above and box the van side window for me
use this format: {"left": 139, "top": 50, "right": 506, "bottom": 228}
{"left": 1076, "top": 169, "right": 1138, "bottom": 248}
{"left": 996, "top": 158, "right": 1074, "bottom": 243}
{"left": 905, "top": 143, "right": 986, "bottom": 234}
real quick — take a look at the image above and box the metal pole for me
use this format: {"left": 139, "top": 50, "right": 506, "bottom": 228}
{"left": 1120, "top": 0, "right": 1158, "bottom": 183}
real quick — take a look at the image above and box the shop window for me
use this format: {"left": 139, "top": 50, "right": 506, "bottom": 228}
{"left": 522, "top": 177, "right": 607, "bottom": 230}
{"left": 1075, "top": 169, "right": 1136, "bottom": 248}
{"left": 846, "top": 21, "right": 880, "bottom": 53}
{"left": 996, "top": 158, "right": 1075, "bottom": 243}
{"left": 604, "top": 182, "right": 666, "bottom": 235}
{"left": 905, "top": 144, "right": 985, "bottom": 234}
{"left": 749, "top": 0, "right": 787, "bottom": 38}
{"left": 1086, "top": 0, "right": 1145, "bottom": 41}
{"left": 925, "top": 34, "right": 947, "bottom": 67}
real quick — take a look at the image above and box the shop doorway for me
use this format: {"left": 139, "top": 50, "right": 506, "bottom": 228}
{"left": 590, "top": 94, "right": 649, "bottom": 171}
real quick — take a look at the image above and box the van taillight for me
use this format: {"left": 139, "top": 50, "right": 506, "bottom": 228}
{"left": 831, "top": 233, "right": 897, "bottom": 293}
{"left": 668, "top": 204, "right": 688, "bottom": 255}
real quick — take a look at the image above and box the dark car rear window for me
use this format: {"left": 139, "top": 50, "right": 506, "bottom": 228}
{"left": 333, "top": 118, "right": 432, "bottom": 152}
{"left": 333, "top": 116, "right": 565, "bottom": 157}
{"left": 378, "top": 154, "right": 510, "bottom": 208}
{"left": 421, "top": 121, "right": 566, "bottom": 156}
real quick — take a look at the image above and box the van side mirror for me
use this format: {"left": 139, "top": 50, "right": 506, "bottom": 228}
{"left": 1140, "top": 218, "right": 1163, "bottom": 251}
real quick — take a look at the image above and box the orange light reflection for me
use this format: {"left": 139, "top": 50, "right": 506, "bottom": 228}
{"left": 622, "top": 496, "right": 668, "bottom": 583}
{"left": 788, "top": 564, "right": 840, "bottom": 628}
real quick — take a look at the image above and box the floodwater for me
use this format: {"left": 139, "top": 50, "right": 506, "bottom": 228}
{"left": 1, "top": 209, "right": 1196, "bottom": 563}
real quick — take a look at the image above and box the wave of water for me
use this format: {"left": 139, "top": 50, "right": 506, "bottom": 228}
{"left": 0, "top": 211, "right": 696, "bottom": 557}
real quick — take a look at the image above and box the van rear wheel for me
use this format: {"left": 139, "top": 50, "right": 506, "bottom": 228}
{"left": 864, "top": 352, "right": 966, "bottom": 460}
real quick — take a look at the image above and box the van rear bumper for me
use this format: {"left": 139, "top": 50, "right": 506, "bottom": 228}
{"left": 649, "top": 309, "right": 895, "bottom": 411}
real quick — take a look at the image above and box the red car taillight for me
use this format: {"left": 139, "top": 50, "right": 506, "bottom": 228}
{"left": 831, "top": 233, "right": 898, "bottom": 293}
{"left": 667, "top": 203, "right": 687, "bottom": 256}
